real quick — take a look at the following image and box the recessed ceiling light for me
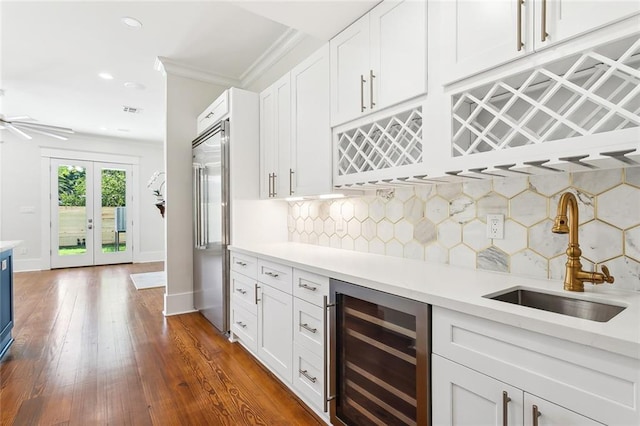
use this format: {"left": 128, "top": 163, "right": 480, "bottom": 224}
{"left": 124, "top": 82, "right": 146, "bottom": 90}
{"left": 99, "top": 126, "right": 107, "bottom": 131}
{"left": 121, "top": 16, "right": 143, "bottom": 28}
{"left": 117, "top": 128, "right": 130, "bottom": 132}
{"left": 98, "top": 72, "right": 114, "bottom": 80}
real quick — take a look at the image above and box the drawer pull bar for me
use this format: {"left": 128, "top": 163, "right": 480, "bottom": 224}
{"left": 236, "top": 321, "right": 247, "bottom": 328}
{"left": 236, "top": 288, "right": 247, "bottom": 295}
{"left": 235, "top": 261, "right": 247, "bottom": 267}
{"left": 254, "top": 284, "right": 261, "bottom": 304}
{"left": 299, "top": 369, "right": 317, "bottom": 383}
{"left": 299, "top": 283, "right": 317, "bottom": 291}
{"left": 265, "top": 271, "right": 280, "bottom": 278}
{"left": 502, "top": 391, "right": 511, "bottom": 426}
{"left": 300, "top": 323, "right": 317, "bottom": 334}
{"left": 532, "top": 405, "right": 541, "bottom": 426}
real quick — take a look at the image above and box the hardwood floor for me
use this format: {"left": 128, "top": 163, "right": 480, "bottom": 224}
{"left": 0, "top": 263, "right": 323, "bottom": 426}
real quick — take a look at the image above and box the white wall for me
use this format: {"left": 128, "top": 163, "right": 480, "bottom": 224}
{"left": 163, "top": 72, "right": 226, "bottom": 316}
{"left": 0, "top": 131, "right": 165, "bottom": 271}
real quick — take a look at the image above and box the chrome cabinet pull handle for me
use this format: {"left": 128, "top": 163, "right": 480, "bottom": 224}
{"left": 299, "top": 283, "right": 317, "bottom": 291}
{"left": 289, "top": 168, "right": 294, "bottom": 195}
{"left": 268, "top": 173, "right": 273, "bottom": 197}
{"left": 272, "top": 173, "right": 277, "bottom": 197}
{"left": 236, "top": 321, "right": 247, "bottom": 328}
{"left": 369, "top": 69, "right": 375, "bottom": 109}
{"left": 532, "top": 405, "right": 541, "bottom": 426}
{"left": 541, "top": 0, "right": 548, "bottom": 42}
{"left": 299, "top": 369, "right": 317, "bottom": 383}
{"left": 502, "top": 391, "right": 511, "bottom": 426}
{"left": 235, "top": 261, "right": 247, "bottom": 267}
{"left": 205, "top": 111, "right": 214, "bottom": 119}
{"left": 236, "top": 288, "right": 247, "bottom": 295}
{"left": 360, "top": 74, "right": 366, "bottom": 112}
{"left": 265, "top": 271, "right": 280, "bottom": 278}
{"left": 300, "top": 323, "right": 318, "bottom": 334}
{"left": 517, "top": 0, "right": 525, "bottom": 51}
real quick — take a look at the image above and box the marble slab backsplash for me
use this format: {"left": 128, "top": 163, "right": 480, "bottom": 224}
{"left": 287, "top": 168, "right": 640, "bottom": 291}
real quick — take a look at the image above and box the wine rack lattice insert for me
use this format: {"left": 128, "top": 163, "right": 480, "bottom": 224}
{"left": 337, "top": 107, "right": 423, "bottom": 176}
{"left": 452, "top": 34, "right": 640, "bottom": 157}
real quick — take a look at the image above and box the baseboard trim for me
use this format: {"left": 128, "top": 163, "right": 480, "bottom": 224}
{"left": 163, "top": 291, "right": 195, "bottom": 316}
{"left": 134, "top": 251, "right": 165, "bottom": 263}
{"left": 13, "top": 258, "right": 43, "bottom": 272}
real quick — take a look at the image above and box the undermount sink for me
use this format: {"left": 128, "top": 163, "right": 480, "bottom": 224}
{"left": 486, "top": 288, "right": 626, "bottom": 322}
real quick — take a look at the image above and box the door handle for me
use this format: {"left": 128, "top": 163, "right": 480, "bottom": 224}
{"left": 369, "top": 70, "right": 375, "bottom": 109}
{"left": 541, "top": 0, "right": 548, "bottom": 42}
{"left": 517, "top": 0, "right": 525, "bottom": 51}
{"left": 88, "top": 225, "right": 93, "bottom": 230}
{"left": 502, "top": 391, "right": 511, "bottom": 426}
{"left": 360, "top": 74, "right": 366, "bottom": 112}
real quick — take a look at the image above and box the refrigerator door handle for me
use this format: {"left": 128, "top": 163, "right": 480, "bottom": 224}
{"left": 193, "top": 165, "right": 200, "bottom": 249}
{"left": 199, "top": 166, "right": 207, "bottom": 249}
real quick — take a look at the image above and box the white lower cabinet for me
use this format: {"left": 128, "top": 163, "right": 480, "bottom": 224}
{"left": 229, "top": 251, "right": 329, "bottom": 419}
{"left": 432, "top": 354, "right": 523, "bottom": 426}
{"left": 432, "top": 307, "right": 639, "bottom": 426}
{"left": 257, "top": 283, "right": 293, "bottom": 383}
{"left": 433, "top": 355, "right": 603, "bottom": 426}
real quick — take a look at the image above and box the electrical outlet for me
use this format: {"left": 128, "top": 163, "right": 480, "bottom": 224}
{"left": 486, "top": 214, "right": 504, "bottom": 239}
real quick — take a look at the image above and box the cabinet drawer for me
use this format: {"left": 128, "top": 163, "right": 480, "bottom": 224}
{"left": 293, "top": 344, "right": 325, "bottom": 412}
{"left": 230, "top": 272, "right": 257, "bottom": 315}
{"left": 432, "top": 306, "right": 639, "bottom": 425}
{"left": 293, "top": 298, "right": 325, "bottom": 358}
{"left": 257, "top": 259, "right": 293, "bottom": 294}
{"left": 230, "top": 304, "right": 257, "bottom": 354}
{"left": 197, "top": 91, "right": 229, "bottom": 135}
{"left": 231, "top": 252, "right": 257, "bottom": 279}
{"left": 292, "top": 269, "right": 329, "bottom": 307}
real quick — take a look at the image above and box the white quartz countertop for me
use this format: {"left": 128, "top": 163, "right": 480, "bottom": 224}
{"left": 0, "top": 241, "right": 21, "bottom": 252}
{"left": 230, "top": 242, "right": 640, "bottom": 359}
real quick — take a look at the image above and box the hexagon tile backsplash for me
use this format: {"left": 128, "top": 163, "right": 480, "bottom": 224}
{"left": 287, "top": 168, "right": 640, "bottom": 291}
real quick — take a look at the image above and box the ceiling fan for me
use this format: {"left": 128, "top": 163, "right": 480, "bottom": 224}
{"left": 0, "top": 115, "right": 75, "bottom": 140}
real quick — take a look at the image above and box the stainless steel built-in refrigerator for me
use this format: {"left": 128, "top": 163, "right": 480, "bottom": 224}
{"left": 192, "top": 119, "right": 230, "bottom": 333}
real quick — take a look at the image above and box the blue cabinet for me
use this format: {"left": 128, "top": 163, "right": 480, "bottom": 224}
{"left": 0, "top": 249, "right": 14, "bottom": 359}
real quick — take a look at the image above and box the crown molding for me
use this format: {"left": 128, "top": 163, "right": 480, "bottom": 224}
{"left": 154, "top": 56, "right": 241, "bottom": 88}
{"left": 240, "top": 28, "right": 306, "bottom": 88}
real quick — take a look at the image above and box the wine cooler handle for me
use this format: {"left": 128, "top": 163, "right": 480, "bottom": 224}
{"left": 323, "top": 295, "right": 337, "bottom": 412}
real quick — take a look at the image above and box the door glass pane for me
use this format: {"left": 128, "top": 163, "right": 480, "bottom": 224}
{"left": 57, "top": 164, "right": 87, "bottom": 255}
{"left": 100, "top": 168, "right": 127, "bottom": 253}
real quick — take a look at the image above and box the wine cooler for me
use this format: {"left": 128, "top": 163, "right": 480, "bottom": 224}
{"left": 329, "top": 278, "right": 430, "bottom": 426}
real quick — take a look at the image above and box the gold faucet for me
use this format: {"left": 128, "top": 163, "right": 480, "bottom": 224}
{"left": 551, "top": 192, "right": 614, "bottom": 292}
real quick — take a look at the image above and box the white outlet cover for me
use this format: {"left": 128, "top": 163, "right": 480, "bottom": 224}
{"left": 486, "top": 214, "right": 504, "bottom": 239}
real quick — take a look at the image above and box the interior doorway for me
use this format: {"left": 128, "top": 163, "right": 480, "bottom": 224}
{"left": 50, "top": 158, "right": 133, "bottom": 268}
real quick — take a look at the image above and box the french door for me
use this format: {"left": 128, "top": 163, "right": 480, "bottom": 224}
{"left": 50, "top": 158, "right": 133, "bottom": 268}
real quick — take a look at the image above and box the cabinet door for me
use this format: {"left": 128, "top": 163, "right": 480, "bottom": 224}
{"left": 330, "top": 14, "right": 370, "bottom": 127}
{"left": 290, "top": 44, "right": 331, "bottom": 197}
{"left": 274, "top": 74, "right": 291, "bottom": 198}
{"left": 535, "top": 0, "right": 640, "bottom": 50}
{"left": 257, "top": 284, "right": 293, "bottom": 383}
{"left": 0, "top": 251, "right": 14, "bottom": 357}
{"left": 523, "top": 393, "right": 604, "bottom": 426}
{"left": 432, "top": 354, "right": 524, "bottom": 426}
{"left": 440, "top": 0, "right": 533, "bottom": 84}
{"left": 259, "top": 86, "right": 276, "bottom": 199}
{"left": 369, "top": 0, "right": 427, "bottom": 110}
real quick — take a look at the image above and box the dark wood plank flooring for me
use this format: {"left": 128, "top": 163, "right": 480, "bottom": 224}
{"left": 0, "top": 263, "right": 323, "bottom": 425}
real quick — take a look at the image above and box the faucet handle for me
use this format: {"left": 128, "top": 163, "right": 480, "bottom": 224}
{"left": 600, "top": 265, "right": 614, "bottom": 284}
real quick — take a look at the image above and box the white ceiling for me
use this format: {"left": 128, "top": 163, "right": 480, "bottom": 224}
{"left": 0, "top": 1, "right": 377, "bottom": 143}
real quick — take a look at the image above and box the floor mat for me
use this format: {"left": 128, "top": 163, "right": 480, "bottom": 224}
{"left": 130, "top": 271, "right": 165, "bottom": 290}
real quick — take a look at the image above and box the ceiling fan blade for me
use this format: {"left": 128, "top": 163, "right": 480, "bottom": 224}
{"left": 14, "top": 125, "right": 68, "bottom": 141}
{"left": 12, "top": 121, "right": 75, "bottom": 134}
{"left": 5, "top": 123, "right": 33, "bottom": 140}
{"left": 6, "top": 115, "right": 33, "bottom": 121}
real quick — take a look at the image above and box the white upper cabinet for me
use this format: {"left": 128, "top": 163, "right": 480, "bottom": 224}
{"left": 535, "top": 0, "right": 640, "bottom": 51}
{"left": 330, "top": 0, "right": 427, "bottom": 127}
{"left": 290, "top": 44, "right": 332, "bottom": 197}
{"left": 330, "top": 15, "right": 370, "bottom": 127}
{"left": 442, "top": 0, "right": 640, "bottom": 84}
{"left": 369, "top": 0, "right": 427, "bottom": 109}
{"left": 259, "top": 73, "right": 290, "bottom": 199}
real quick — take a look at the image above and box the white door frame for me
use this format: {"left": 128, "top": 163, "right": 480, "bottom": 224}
{"left": 40, "top": 148, "right": 140, "bottom": 270}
